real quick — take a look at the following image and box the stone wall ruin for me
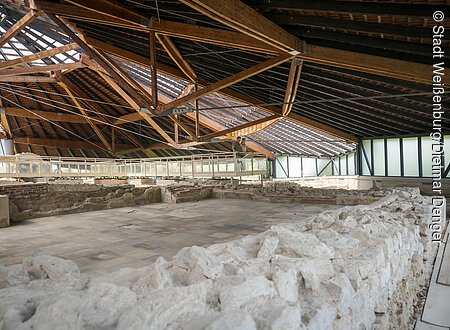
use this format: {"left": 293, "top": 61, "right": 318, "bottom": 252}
{"left": 0, "top": 188, "right": 436, "bottom": 329}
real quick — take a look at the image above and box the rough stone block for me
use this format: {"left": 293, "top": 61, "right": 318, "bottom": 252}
{"left": 0, "top": 195, "right": 9, "bottom": 228}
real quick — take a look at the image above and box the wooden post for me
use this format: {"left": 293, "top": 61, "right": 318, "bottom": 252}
{"left": 149, "top": 29, "right": 158, "bottom": 110}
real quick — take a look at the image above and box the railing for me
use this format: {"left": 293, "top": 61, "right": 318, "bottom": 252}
{"left": 0, "top": 152, "right": 268, "bottom": 179}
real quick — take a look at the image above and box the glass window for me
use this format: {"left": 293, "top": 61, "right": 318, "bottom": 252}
{"left": 361, "top": 140, "right": 372, "bottom": 175}
{"left": 421, "top": 137, "right": 433, "bottom": 177}
{"left": 288, "top": 156, "right": 302, "bottom": 178}
{"left": 373, "top": 139, "right": 385, "bottom": 176}
{"left": 387, "top": 138, "right": 401, "bottom": 176}
{"left": 348, "top": 153, "right": 356, "bottom": 175}
{"left": 275, "top": 156, "right": 288, "bottom": 178}
{"left": 302, "top": 158, "right": 316, "bottom": 177}
{"left": 403, "top": 137, "right": 419, "bottom": 176}
{"left": 317, "top": 159, "right": 332, "bottom": 176}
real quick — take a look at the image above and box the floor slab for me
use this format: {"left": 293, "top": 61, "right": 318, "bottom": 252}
{"left": 0, "top": 199, "right": 340, "bottom": 275}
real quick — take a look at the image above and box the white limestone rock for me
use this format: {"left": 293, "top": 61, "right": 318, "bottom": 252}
{"left": 0, "top": 287, "right": 49, "bottom": 330}
{"left": 21, "top": 283, "right": 137, "bottom": 330}
{"left": 172, "top": 246, "right": 223, "bottom": 283}
{"left": 22, "top": 255, "right": 87, "bottom": 289}
{"left": 271, "top": 226, "right": 335, "bottom": 259}
{"left": 132, "top": 257, "right": 173, "bottom": 294}
{"left": 217, "top": 275, "right": 275, "bottom": 311}
{"left": 117, "top": 282, "right": 209, "bottom": 330}
{"left": 204, "top": 311, "right": 257, "bottom": 330}
{"left": 303, "top": 302, "right": 337, "bottom": 330}
{"left": 91, "top": 266, "right": 148, "bottom": 290}
{"left": 273, "top": 269, "right": 298, "bottom": 303}
{"left": 265, "top": 305, "right": 302, "bottom": 330}
{"left": 0, "top": 264, "right": 30, "bottom": 288}
{"left": 257, "top": 234, "right": 279, "bottom": 260}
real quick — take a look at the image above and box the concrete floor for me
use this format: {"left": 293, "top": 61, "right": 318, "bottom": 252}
{"left": 0, "top": 199, "right": 341, "bottom": 275}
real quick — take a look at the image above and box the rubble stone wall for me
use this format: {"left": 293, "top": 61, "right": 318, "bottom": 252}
{"left": 0, "top": 188, "right": 435, "bottom": 329}
{"left": 3, "top": 184, "right": 161, "bottom": 222}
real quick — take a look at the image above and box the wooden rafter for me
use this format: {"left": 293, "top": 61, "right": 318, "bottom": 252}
{"left": 157, "top": 34, "right": 197, "bottom": 83}
{"left": 46, "top": 13, "right": 154, "bottom": 111}
{"left": 169, "top": 115, "right": 197, "bottom": 140}
{"left": 0, "top": 100, "right": 12, "bottom": 139}
{"left": 7, "top": 0, "right": 442, "bottom": 84}
{"left": 0, "top": 43, "right": 79, "bottom": 70}
{"left": 151, "top": 20, "right": 280, "bottom": 55}
{"left": 0, "top": 62, "right": 86, "bottom": 76}
{"left": 0, "top": 10, "right": 41, "bottom": 48}
{"left": 199, "top": 114, "right": 279, "bottom": 141}
{"left": 282, "top": 59, "right": 303, "bottom": 116}
{"left": 57, "top": 75, "right": 146, "bottom": 149}
{"left": 95, "top": 40, "right": 356, "bottom": 142}
{"left": 0, "top": 75, "right": 56, "bottom": 82}
{"left": 156, "top": 53, "right": 293, "bottom": 114}
{"left": 184, "top": 111, "right": 275, "bottom": 158}
{"left": 14, "top": 136, "right": 132, "bottom": 151}
{"left": 88, "top": 52, "right": 154, "bottom": 105}
{"left": 111, "top": 80, "right": 275, "bottom": 155}
{"left": 56, "top": 78, "right": 112, "bottom": 151}
{"left": 180, "top": 0, "right": 302, "bottom": 53}
{"left": 92, "top": 67, "right": 177, "bottom": 146}
{"left": 149, "top": 30, "right": 158, "bottom": 109}
{"left": 2, "top": 107, "right": 101, "bottom": 124}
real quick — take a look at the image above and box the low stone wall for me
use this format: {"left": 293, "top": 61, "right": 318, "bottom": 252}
{"left": 0, "top": 183, "right": 48, "bottom": 199}
{"left": 161, "top": 185, "right": 213, "bottom": 203}
{"left": 0, "top": 195, "right": 9, "bottom": 228}
{"left": 0, "top": 189, "right": 435, "bottom": 329}
{"left": 3, "top": 184, "right": 161, "bottom": 222}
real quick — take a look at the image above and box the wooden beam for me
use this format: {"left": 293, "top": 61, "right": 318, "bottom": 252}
{"left": 282, "top": 59, "right": 302, "bottom": 116}
{"left": 0, "top": 62, "right": 86, "bottom": 76}
{"left": 0, "top": 43, "right": 79, "bottom": 70}
{"left": 64, "top": 0, "right": 147, "bottom": 27}
{"left": 199, "top": 114, "right": 279, "bottom": 141}
{"left": 34, "top": 0, "right": 279, "bottom": 54}
{"left": 2, "top": 107, "right": 100, "bottom": 124}
{"left": 169, "top": 115, "right": 197, "bottom": 140}
{"left": 300, "top": 45, "right": 444, "bottom": 85}
{"left": 157, "top": 53, "right": 293, "bottom": 114}
{"left": 82, "top": 35, "right": 185, "bottom": 80}
{"left": 245, "top": 0, "right": 440, "bottom": 18}
{"left": 0, "top": 75, "right": 56, "bottom": 82}
{"left": 57, "top": 75, "right": 146, "bottom": 149}
{"left": 156, "top": 34, "right": 197, "bottom": 83}
{"left": 0, "top": 10, "right": 40, "bottom": 48}
{"left": 89, "top": 51, "right": 154, "bottom": 106}
{"left": 114, "top": 112, "right": 142, "bottom": 125}
{"left": 46, "top": 13, "right": 153, "bottom": 110}
{"left": 14, "top": 136, "right": 132, "bottom": 151}
{"left": 150, "top": 20, "right": 279, "bottom": 55}
{"left": 32, "top": 0, "right": 143, "bottom": 29}
{"left": 180, "top": 0, "right": 302, "bottom": 53}
{"left": 10, "top": 1, "right": 442, "bottom": 84}
{"left": 184, "top": 111, "right": 275, "bottom": 158}
{"left": 93, "top": 68, "right": 177, "bottom": 146}
{"left": 174, "top": 115, "right": 179, "bottom": 144}
{"left": 98, "top": 41, "right": 355, "bottom": 143}
{"left": 57, "top": 78, "right": 112, "bottom": 151}
{"left": 149, "top": 30, "right": 158, "bottom": 109}
{"left": 0, "top": 100, "right": 12, "bottom": 139}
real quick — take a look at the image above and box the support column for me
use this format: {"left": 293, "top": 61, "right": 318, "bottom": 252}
{"left": 149, "top": 29, "right": 158, "bottom": 110}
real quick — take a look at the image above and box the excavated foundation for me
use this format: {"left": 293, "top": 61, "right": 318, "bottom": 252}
{"left": 0, "top": 187, "right": 436, "bottom": 329}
